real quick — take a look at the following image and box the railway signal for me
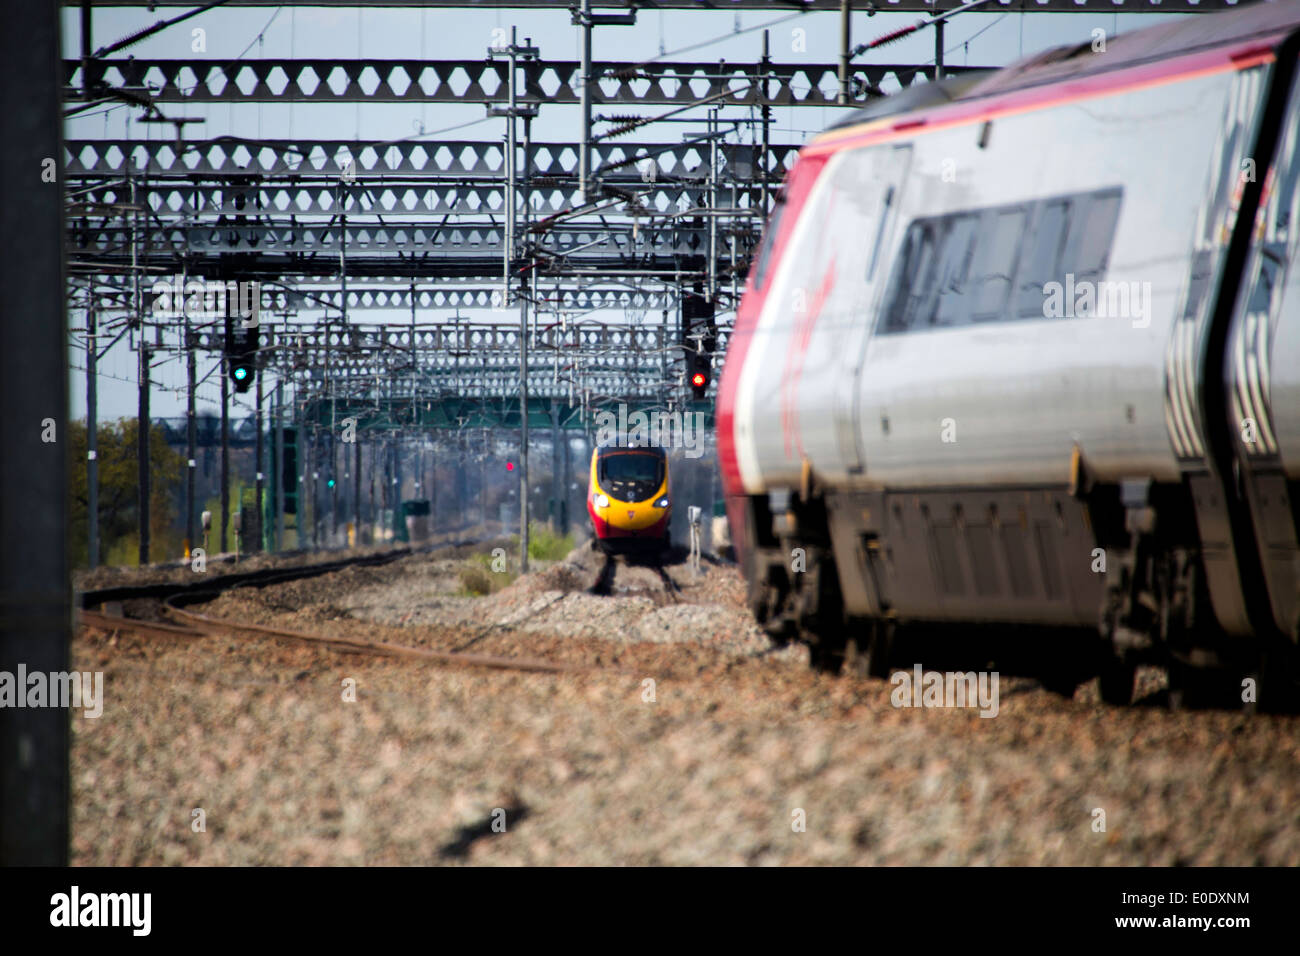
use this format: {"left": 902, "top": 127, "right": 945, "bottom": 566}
{"left": 224, "top": 313, "right": 258, "bottom": 394}
{"left": 682, "top": 279, "right": 715, "bottom": 400}
{"left": 689, "top": 350, "right": 711, "bottom": 399}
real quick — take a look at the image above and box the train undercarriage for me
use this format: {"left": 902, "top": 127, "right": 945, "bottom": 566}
{"left": 738, "top": 474, "right": 1300, "bottom": 712}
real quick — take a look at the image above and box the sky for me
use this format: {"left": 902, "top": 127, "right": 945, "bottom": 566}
{"left": 63, "top": 2, "right": 1197, "bottom": 421}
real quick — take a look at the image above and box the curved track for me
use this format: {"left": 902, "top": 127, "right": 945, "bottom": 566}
{"left": 78, "top": 537, "right": 598, "bottom": 678}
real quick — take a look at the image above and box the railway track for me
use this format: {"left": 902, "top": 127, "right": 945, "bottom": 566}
{"left": 79, "top": 543, "right": 441, "bottom": 610}
{"left": 77, "top": 535, "right": 600, "bottom": 678}
{"left": 589, "top": 556, "right": 618, "bottom": 596}
{"left": 587, "top": 552, "right": 682, "bottom": 604}
{"left": 159, "top": 598, "right": 576, "bottom": 675}
{"left": 654, "top": 566, "right": 682, "bottom": 603}
{"left": 77, "top": 521, "right": 498, "bottom": 611}
{"left": 79, "top": 532, "right": 713, "bottom": 686}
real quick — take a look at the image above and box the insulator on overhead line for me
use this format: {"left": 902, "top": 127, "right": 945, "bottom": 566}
{"left": 604, "top": 120, "right": 646, "bottom": 140}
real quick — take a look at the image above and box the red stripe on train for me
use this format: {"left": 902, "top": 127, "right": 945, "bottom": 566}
{"left": 715, "top": 154, "right": 829, "bottom": 560}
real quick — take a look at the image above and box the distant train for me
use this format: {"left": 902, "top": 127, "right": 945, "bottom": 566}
{"left": 588, "top": 445, "right": 671, "bottom": 553}
{"left": 718, "top": 1, "right": 1300, "bottom": 709}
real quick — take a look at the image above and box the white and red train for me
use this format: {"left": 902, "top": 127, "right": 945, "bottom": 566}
{"left": 718, "top": 2, "right": 1300, "bottom": 708}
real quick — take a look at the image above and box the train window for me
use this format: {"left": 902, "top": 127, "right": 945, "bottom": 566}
{"left": 877, "top": 186, "right": 1123, "bottom": 334}
{"left": 1069, "top": 191, "right": 1122, "bottom": 284}
{"left": 1016, "top": 200, "right": 1072, "bottom": 318}
{"left": 969, "top": 208, "right": 1026, "bottom": 321}
{"left": 931, "top": 214, "right": 978, "bottom": 328}
{"left": 1273, "top": 118, "right": 1300, "bottom": 237}
{"left": 599, "top": 452, "right": 664, "bottom": 486}
{"left": 1182, "top": 249, "right": 1213, "bottom": 321}
{"left": 1202, "top": 127, "right": 1240, "bottom": 247}
{"left": 881, "top": 221, "right": 940, "bottom": 333}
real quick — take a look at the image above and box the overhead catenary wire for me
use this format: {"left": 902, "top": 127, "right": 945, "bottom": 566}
{"left": 92, "top": 0, "right": 237, "bottom": 59}
{"left": 69, "top": 4, "right": 285, "bottom": 124}
{"left": 68, "top": 5, "right": 812, "bottom": 502}
{"left": 850, "top": 0, "right": 1001, "bottom": 57}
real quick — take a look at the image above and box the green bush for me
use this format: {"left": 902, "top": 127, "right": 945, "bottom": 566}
{"left": 526, "top": 522, "right": 574, "bottom": 562}
{"left": 456, "top": 563, "right": 496, "bottom": 596}
{"left": 456, "top": 524, "right": 570, "bottom": 595}
{"left": 457, "top": 550, "right": 517, "bottom": 596}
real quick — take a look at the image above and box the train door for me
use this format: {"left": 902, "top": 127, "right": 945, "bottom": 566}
{"left": 831, "top": 144, "right": 912, "bottom": 476}
{"left": 1223, "top": 60, "right": 1300, "bottom": 645}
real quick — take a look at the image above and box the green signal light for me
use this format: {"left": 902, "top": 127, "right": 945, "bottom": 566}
{"left": 232, "top": 366, "right": 249, "bottom": 380}
{"left": 327, "top": 478, "right": 336, "bottom": 488}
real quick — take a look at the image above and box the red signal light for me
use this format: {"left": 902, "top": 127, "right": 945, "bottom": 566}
{"left": 506, "top": 461, "right": 514, "bottom": 471}
{"left": 691, "top": 372, "right": 707, "bottom": 387}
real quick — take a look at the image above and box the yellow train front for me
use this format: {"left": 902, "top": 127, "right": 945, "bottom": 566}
{"left": 587, "top": 445, "right": 671, "bottom": 553}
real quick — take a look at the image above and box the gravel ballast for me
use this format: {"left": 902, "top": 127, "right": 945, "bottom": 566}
{"left": 71, "top": 542, "right": 1300, "bottom": 865}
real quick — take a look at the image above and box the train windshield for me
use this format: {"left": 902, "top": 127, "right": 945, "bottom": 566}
{"left": 598, "top": 451, "right": 665, "bottom": 503}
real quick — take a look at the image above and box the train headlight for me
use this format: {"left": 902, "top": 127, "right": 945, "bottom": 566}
{"left": 654, "top": 496, "right": 670, "bottom": 508}
{"left": 594, "top": 493, "right": 610, "bottom": 509}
